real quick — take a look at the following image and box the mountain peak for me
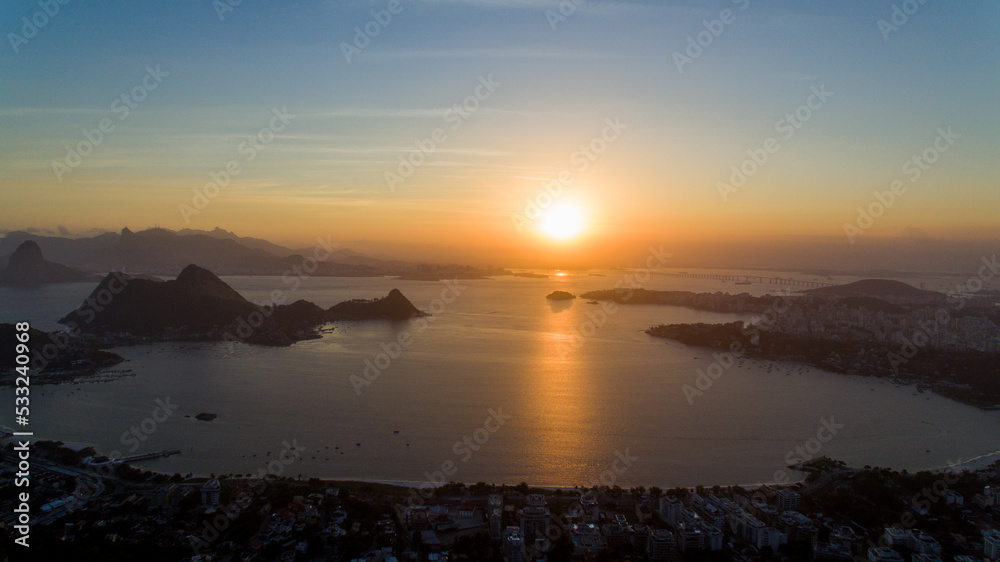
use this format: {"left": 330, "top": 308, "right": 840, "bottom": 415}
{"left": 0, "top": 240, "right": 92, "bottom": 287}
{"left": 9, "top": 240, "right": 43, "bottom": 266}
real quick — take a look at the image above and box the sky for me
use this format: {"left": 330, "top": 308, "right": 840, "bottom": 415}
{"left": 1, "top": 0, "right": 998, "bottom": 270}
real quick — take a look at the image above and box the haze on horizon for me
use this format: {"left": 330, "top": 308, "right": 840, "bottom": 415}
{"left": 1, "top": 0, "right": 997, "bottom": 272}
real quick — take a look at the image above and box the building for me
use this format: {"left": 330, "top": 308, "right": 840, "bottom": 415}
{"left": 580, "top": 494, "right": 600, "bottom": 523}
{"left": 602, "top": 523, "right": 628, "bottom": 548}
{"left": 881, "top": 527, "right": 909, "bottom": 549}
{"left": 570, "top": 523, "right": 607, "bottom": 556}
{"left": 201, "top": 479, "right": 221, "bottom": 508}
{"left": 489, "top": 494, "right": 504, "bottom": 539}
{"left": 867, "top": 547, "right": 905, "bottom": 562}
{"left": 700, "top": 523, "right": 723, "bottom": 551}
{"left": 518, "top": 505, "right": 550, "bottom": 539}
{"left": 983, "top": 529, "right": 1000, "bottom": 560}
{"left": 502, "top": 527, "right": 525, "bottom": 562}
{"left": 777, "top": 489, "right": 801, "bottom": 512}
{"left": 659, "top": 495, "right": 682, "bottom": 525}
{"left": 647, "top": 529, "right": 676, "bottom": 561}
{"left": 675, "top": 522, "right": 704, "bottom": 552}
{"left": 630, "top": 522, "right": 650, "bottom": 552}
{"left": 910, "top": 531, "right": 941, "bottom": 555}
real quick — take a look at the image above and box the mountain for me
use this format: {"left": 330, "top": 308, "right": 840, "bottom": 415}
{"left": 0, "top": 227, "right": 507, "bottom": 279}
{"left": 0, "top": 241, "right": 95, "bottom": 287}
{"left": 59, "top": 265, "right": 427, "bottom": 343}
{"left": 176, "top": 226, "right": 301, "bottom": 257}
{"left": 60, "top": 265, "right": 260, "bottom": 334}
{"left": 328, "top": 289, "right": 426, "bottom": 321}
{"left": 805, "top": 279, "right": 945, "bottom": 302}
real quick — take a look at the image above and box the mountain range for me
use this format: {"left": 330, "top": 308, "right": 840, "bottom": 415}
{"left": 0, "top": 227, "right": 508, "bottom": 279}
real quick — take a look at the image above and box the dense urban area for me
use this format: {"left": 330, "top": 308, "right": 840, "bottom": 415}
{"left": 1, "top": 442, "right": 998, "bottom": 562}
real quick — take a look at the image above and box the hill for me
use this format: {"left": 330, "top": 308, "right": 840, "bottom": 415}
{"left": 328, "top": 289, "right": 426, "bottom": 321}
{"left": 60, "top": 265, "right": 260, "bottom": 334}
{"left": 0, "top": 241, "right": 95, "bottom": 287}
{"left": 805, "top": 279, "right": 944, "bottom": 301}
{"left": 59, "top": 265, "right": 427, "bottom": 343}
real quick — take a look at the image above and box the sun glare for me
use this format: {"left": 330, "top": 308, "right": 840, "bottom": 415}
{"left": 539, "top": 204, "right": 586, "bottom": 241}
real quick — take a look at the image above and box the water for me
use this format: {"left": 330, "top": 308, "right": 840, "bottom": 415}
{"left": 1, "top": 270, "right": 998, "bottom": 487}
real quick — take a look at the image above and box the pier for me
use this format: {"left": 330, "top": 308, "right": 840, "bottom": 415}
{"left": 120, "top": 450, "right": 181, "bottom": 463}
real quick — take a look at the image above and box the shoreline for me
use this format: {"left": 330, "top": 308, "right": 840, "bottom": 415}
{"left": 9, "top": 436, "right": 996, "bottom": 491}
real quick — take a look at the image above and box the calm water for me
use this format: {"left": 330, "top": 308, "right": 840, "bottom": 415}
{"left": 1, "top": 270, "right": 998, "bottom": 487}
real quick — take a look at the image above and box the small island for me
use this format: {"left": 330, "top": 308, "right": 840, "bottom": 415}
{"left": 545, "top": 290, "right": 575, "bottom": 300}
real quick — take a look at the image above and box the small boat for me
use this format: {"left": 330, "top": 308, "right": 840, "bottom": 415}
{"left": 735, "top": 280, "right": 751, "bottom": 285}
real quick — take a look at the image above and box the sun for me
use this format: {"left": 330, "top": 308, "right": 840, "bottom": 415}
{"left": 538, "top": 203, "right": 586, "bottom": 241}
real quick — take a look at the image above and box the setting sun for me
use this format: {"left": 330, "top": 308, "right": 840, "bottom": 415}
{"left": 538, "top": 203, "right": 586, "bottom": 241}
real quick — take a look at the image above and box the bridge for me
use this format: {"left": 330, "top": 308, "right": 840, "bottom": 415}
{"left": 659, "top": 271, "right": 836, "bottom": 289}
{"left": 120, "top": 450, "right": 181, "bottom": 463}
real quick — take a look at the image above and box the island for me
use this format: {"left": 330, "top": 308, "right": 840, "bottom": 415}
{"left": 546, "top": 291, "right": 576, "bottom": 300}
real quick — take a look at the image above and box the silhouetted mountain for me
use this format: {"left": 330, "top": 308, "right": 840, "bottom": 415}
{"left": 806, "top": 279, "right": 944, "bottom": 301}
{"left": 328, "top": 289, "right": 425, "bottom": 321}
{"left": 0, "top": 241, "right": 94, "bottom": 287}
{"left": 60, "top": 265, "right": 259, "bottom": 334}
{"left": 58, "top": 265, "right": 427, "bottom": 343}
{"left": 0, "top": 227, "right": 507, "bottom": 279}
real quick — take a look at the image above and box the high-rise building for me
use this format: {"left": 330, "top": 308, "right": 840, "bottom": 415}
{"left": 776, "top": 489, "right": 801, "bottom": 512}
{"left": 658, "top": 495, "right": 682, "bottom": 525}
{"left": 201, "top": 479, "right": 221, "bottom": 508}
{"left": 648, "top": 529, "right": 676, "bottom": 561}
{"left": 983, "top": 529, "right": 1000, "bottom": 560}
{"left": 489, "top": 494, "right": 504, "bottom": 539}
{"left": 503, "top": 527, "right": 526, "bottom": 562}
{"left": 519, "top": 505, "right": 550, "bottom": 539}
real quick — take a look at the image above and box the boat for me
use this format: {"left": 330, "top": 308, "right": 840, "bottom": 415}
{"left": 735, "top": 280, "right": 751, "bottom": 285}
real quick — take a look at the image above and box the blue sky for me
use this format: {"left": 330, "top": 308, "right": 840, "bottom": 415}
{"left": 1, "top": 0, "right": 997, "bottom": 267}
